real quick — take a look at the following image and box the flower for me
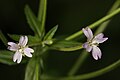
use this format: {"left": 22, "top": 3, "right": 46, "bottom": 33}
{"left": 8, "top": 36, "right": 34, "bottom": 63}
{"left": 82, "top": 27, "right": 108, "bottom": 60}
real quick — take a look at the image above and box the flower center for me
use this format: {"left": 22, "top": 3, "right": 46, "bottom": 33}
{"left": 18, "top": 48, "right": 23, "bottom": 53}
{"left": 88, "top": 40, "right": 99, "bottom": 46}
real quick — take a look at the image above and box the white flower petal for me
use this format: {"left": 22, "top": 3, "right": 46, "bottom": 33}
{"left": 83, "top": 42, "right": 92, "bottom": 52}
{"left": 19, "top": 36, "right": 24, "bottom": 45}
{"left": 22, "top": 36, "right": 28, "bottom": 46}
{"left": 93, "top": 33, "right": 108, "bottom": 43}
{"left": 92, "top": 46, "right": 102, "bottom": 60}
{"left": 19, "top": 36, "right": 28, "bottom": 47}
{"left": 13, "top": 51, "right": 22, "bottom": 63}
{"left": 8, "top": 42, "right": 19, "bottom": 51}
{"left": 13, "top": 52, "right": 18, "bottom": 62}
{"left": 17, "top": 53, "right": 22, "bottom": 63}
{"left": 24, "top": 48, "right": 34, "bottom": 57}
{"left": 82, "top": 27, "right": 93, "bottom": 40}
{"left": 95, "top": 33, "right": 104, "bottom": 39}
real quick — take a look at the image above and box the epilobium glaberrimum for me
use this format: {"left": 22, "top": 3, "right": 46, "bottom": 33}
{"left": 8, "top": 36, "right": 34, "bottom": 63}
{"left": 82, "top": 27, "right": 108, "bottom": 60}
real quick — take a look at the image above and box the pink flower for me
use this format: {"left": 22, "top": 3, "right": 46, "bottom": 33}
{"left": 82, "top": 27, "right": 108, "bottom": 60}
{"left": 8, "top": 36, "right": 34, "bottom": 63}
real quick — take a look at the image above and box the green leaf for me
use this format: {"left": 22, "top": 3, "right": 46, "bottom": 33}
{"left": 0, "top": 30, "right": 8, "bottom": 46}
{"left": 41, "top": 59, "right": 120, "bottom": 80}
{"left": 8, "top": 34, "right": 20, "bottom": 41}
{"left": 44, "top": 25, "right": 58, "bottom": 40}
{"left": 25, "top": 57, "right": 40, "bottom": 80}
{"left": 0, "top": 50, "right": 27, "bottom": 65}
{"left": 8, "top": 34, "right": 41, "bottom": 46}
{"left": 38, "top": 0, "right": 47, "bottom": 36}
{"left": 51, "top": 40, "right": 83, "bottom": 51}
{"left": 24, "top": 5, "right": 41, "bottom": 38}
{"left": 0, "top": 50, "right": 15, "bottom": 65}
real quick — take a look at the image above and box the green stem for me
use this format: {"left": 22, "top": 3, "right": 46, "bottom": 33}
{"left": 38, "top": 0, "right": 47, "bottom": 37}
{"left": 67, "top": 0, "right": 120, "bottom": 76}
{"left": 68, "top": 50, "right": 89, "bottom": 76}
{"left": 0, "top": 30, "right": 8, "bottom": 46}
{"left": 41, "top": 59, "right": 120, "bottom": 80}
{"left": 65, "top": 7, "right": 120, "bottom": 40}
{"left": 95, "top": 0, "right": 120, "bottom": 34}
{"left": 28, "top": 42, "right": 42, "bottom": 47}
{"left": 63, "top": 59, "right": 120, "bottom": 80}
{"left": 35, "top": 59, "right": 40, "bottom": 80}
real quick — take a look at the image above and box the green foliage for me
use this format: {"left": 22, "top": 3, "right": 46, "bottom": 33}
{"left": 24, "top": 5, "right": 42, "bottom": 38}
{"left": 38, "top": 0, "right": 47, "bottom": 37}
{"left": 0, "top": 0, "right": 120, "bottom": 80}
{"left": 51, "top": 40, "right": 83, "bottom": 51}
{"left": 25, "top": 57, "right": 41, "bottom": 80}
{"left": 0, "top": 50, "right": 15, "bottom": 65}
{"left": 43, "top": 25, "right": 58, "bottom": 41}
{"left": 0, "top": 30, "right": 8, "bottom": 46}
{"left": 41, "top": 59, "right": 120, "bottom": 80}
{"left": 0, "top": 50, "right": 27, "bottom": 65}
{"left": 8, "top": 34, "right": 20, "bottom": 41}
{"left": 8, "top": 34, "right": 41, "bottom": 46}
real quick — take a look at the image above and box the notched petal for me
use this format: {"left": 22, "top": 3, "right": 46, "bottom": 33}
{"left": 93, "top": 33, "right": 108, "bottom": 43}
{"left": 92, "top": 46, "right": 102, "bottom": 60}
{"left": 82, "top": 27, "right": 93, "bottom": 40}
{"left": 13, "top": 51, "right": 22, "bottom": 63}
{"left": 17, "top": 53, "right": 22, "bottom": 63}
{"left": 8, "top": 42, "right": 19, "bottom": 51}
{"left": 13, "top": 52, "right": 18, "bottom": 62}
{"left": 22, "top": 36, "right": 28, "bottom": 46}
{"left": 19, "top": 36, "right": 24, "bottom": 45}
{"left": 19, "top": 36, "right": 28, "bottom": 47}
{"left": 24, "top": 48, "right": 34, "bottom": 57}
{"left": 83, "top": 42, "right": 92, "bottom": 52}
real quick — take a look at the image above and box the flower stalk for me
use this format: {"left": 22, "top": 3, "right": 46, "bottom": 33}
{"left": 67, "top": 0, "right": 120, "bottom": 76}
{"left": 65, "top": 7, "right": 120, "bottom": 40}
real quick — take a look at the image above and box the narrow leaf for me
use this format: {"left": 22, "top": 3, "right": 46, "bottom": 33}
{"left": 0, "top": 50, "right": 27, "bottom": 65}
{"left": 25, "top": 57, "right": 40, "bottom": 80}
{"left": 25, "top": 5, "right": 41, "bottom": 38}
{"left": 0, "top": 30, "right": 8, "bottom": 46}
{"left": 51, "top": 40, "right": 83, "bottom": 51}
{"left": 8, "top": 34, "right": 41, "bottom": 46}
{"left": 44, "top": 25, "right": 58, "bottom": 40}
{"left": 41, "top": 59, "right": 120, "bottom": 80}
{"left": 8, "top": 34, "right": 20, "bottom": 41}
{"left": 64, "top": 59, "right": 120, "bottom": 80}
{"left": 0, "top": 50, "right": 15, "bottom": 65}
{"left": 38, "top": 0, "right": 47, "bottom": 36}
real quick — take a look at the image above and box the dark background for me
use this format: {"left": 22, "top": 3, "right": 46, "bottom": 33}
{"left": 0, "top": 0, "right": 120, "bottom": 80}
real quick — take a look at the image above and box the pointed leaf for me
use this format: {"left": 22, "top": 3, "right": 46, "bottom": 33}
{"left": 51, "top": 40, "right": 83, "bottom": 51}
{"left": 0, "top": 50, "right": 15, "bottom": 65}
{"left": 8, "top": 34, "right": 41, "bottom": 46}
{"left": 41, "top": 59, "right": 120, "bottom": 80}
{"left": 24, "top": 5, "right": 41, "bottom": 38}
{"left": 0, "top": 30, "right": 8, "bottom": 46}
{"left": 25, "top": 57, "right": 40, "bottom": 80}
{"left": 38, "top": 0, "right": 47, "bottom": 36}
{"left": 44, "top": 25, "right": 58, "bottom": 40}
{"left": 8, "top": 34, "right": 20, "bottom": 41}
{"left": 0, "top": 50, "right": 27, "bottom": 65}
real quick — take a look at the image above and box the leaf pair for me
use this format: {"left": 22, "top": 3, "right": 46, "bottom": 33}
{"left": 24, "top": 0, "right": 47, "bottom": 40}
{"left": 51, "top": 40, "right": 83, "bottom": 51}
{"left": 24, "top": 47, "right": 47, "bottom": 80}
{"left": 8, "top": 34, "right": 41, "bottom": 46}
{"left": 25, "top": 5, "right": 42, "bottom": 38}
{"left": 0, "top": 50, "right": 27, "bottom": 65}
{"left": 25, "top": 57, "right": 41, "bottom": 80}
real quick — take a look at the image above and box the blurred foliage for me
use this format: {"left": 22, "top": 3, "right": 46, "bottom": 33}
{"left": 0, "top": 0, "right": 120, "bottom": 80}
